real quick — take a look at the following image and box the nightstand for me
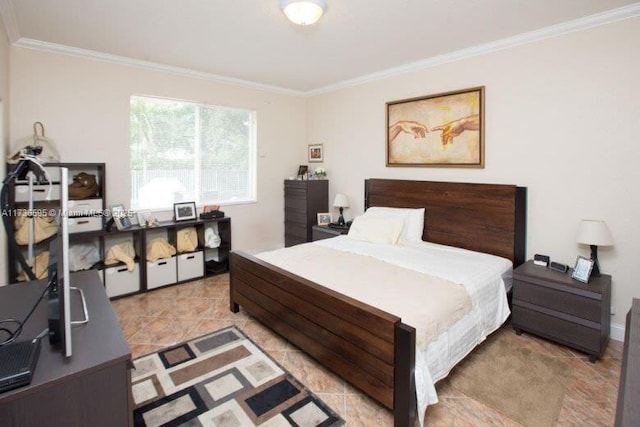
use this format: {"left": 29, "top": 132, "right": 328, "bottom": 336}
{"left": 312, "top": 225, "right": 349, "bottom": 241}
{"left": 512, "top": 260, "right": 611, "bottom": 362}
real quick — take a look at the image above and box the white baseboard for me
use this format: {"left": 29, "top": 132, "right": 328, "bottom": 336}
{"left": 611, "top": 322, "right": 625, "bottom": 342}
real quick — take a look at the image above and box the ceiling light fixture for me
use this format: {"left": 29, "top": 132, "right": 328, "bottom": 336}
{"left": 280, "top": 0, "right": 327, "bottom": 26}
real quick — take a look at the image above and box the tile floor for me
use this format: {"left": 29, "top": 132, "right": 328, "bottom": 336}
{"left": 111, "top": 274, "right": 622, "bottom": 426}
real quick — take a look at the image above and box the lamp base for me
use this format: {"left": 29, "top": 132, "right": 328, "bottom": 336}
{"left": 337, "top": 207, "right": 345, "bottom": 226}
{"left": 590, "top": 244, "right": 601, "bottom": 277}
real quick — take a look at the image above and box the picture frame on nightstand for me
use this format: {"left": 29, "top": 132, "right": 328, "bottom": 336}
{"left": 317, "top": 213, "right": 332, "bottom": 226}
{"left": 571, "top": 256, "right": 594, "bottom": 283}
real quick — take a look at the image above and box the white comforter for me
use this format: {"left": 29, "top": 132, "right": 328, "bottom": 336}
{"left": 256, "top": 236, "right": 512, "bottom": 425}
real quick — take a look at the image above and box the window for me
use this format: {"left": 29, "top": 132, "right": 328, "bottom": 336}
{"left": 130, "top": 95, "right": 256, "bottom": 210}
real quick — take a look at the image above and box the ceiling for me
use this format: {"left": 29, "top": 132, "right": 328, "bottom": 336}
{"left": 2, "top": 0, "right": 639, "bottom": 94}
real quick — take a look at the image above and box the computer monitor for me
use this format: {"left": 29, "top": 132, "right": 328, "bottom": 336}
{"left": 47, "top": 167, "right": 72, "bottom": 357}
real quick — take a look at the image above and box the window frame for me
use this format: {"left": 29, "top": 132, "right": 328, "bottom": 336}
{"left": 129, "top": 94, "right": 258, "bottom": 210}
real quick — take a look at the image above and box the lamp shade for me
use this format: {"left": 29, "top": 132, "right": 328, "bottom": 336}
{"left": 280, "top": 0, "right": 327, "bottom": 26}
{"left": 576, "top": 220, "right": 613, "bottom": 246}
{"left": 333, "top": 194, "right": 349, "bottom": 208}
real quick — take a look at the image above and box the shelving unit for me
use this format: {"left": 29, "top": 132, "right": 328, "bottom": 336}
{"left": 6, "top": 162, "right": 106, "bottom": 283}
{"left": 101, "top": 217, "right": 231, "bottom": 298}
{"left": 5, "top": 162, "right": 232, "bottom": 298}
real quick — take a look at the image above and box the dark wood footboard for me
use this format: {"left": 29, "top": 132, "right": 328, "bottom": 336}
{"left": 230, "top": 251, "right": 416, "bottom": 427}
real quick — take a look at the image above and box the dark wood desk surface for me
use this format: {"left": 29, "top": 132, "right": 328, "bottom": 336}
{"left": 0, "top": 270, "right": 132, "bottom": 426}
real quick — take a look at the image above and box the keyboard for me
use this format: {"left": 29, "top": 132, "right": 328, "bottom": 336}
{"left": 0, "top": 338, "right": 41, "bottom": 393}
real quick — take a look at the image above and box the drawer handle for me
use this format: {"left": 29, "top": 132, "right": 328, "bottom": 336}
{"left": 77, "top": 220, "right": 90, "bottom": 225}
{"left": 34, "top": 189, "right": 46, "bottom": 193}
{"left": 186, "top": 255, "right": 195, "bottom": 260}
{"left": 117, "top": 268, "right": 127, "bottom": 273}
{"left": 158, "top": 261, "right": 167, "bottom": 266}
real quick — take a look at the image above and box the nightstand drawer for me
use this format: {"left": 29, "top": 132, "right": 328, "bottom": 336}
{"left": 514, "top": 279, "right": 601, "bottom": 322}
{"left": 513, "top": 305, "right": 602, "bottom": 354}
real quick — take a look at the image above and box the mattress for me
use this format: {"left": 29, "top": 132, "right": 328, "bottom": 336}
{"left": 256, "top": 236, "right": 512, "bottom": 425}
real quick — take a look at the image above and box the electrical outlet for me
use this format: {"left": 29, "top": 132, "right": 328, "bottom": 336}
{"left": 611, "top": 306, "right": 616, "bottom": 315}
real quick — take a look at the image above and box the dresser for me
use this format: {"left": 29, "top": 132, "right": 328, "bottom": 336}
{"left": 0, "top": 270, "right": 132, "bottom": 426}
{"left": 284, "top": 180, "right": 328, "bottom": 247}
{"left": 512, "top": 260, "right": 611, "bottom": 362}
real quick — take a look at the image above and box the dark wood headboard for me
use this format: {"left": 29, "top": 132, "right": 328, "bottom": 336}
{"left": 364, "top": 179, "right": 526, "bottom": 266}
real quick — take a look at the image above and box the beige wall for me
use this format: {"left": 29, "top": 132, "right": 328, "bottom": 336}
{"left": 306, "top": 18, "right": 640, "bottom": 329}
{"left": 0, "top": 18, "right": 9, "bottom": 284}
{"left": 6, "top": 47, "right": 306, "bottom": 282}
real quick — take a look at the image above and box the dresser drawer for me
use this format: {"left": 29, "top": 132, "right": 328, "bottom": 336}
{"left": 512, "top": 304, "right": 602, "bottom": 354}
{"left": 285, "top": 234, "right": 306, "bottom": 247}
{"left": 284, "top": 185, "right": 308, "bottom": 197}
{"left": 285, "top": 196, "right": 307, "bottom": 211}
{"left": 284, "top": 209, "right": 307, "bottom": 224}
{"left": 514, "top": 279, "right": 601, "bottom": 322}
{"left": 285, "top": 221, "right": 307, "bottom": 238}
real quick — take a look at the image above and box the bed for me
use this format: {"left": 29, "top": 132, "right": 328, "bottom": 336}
{"left": 230, "top": 179, "right": 526, "bottom": 426}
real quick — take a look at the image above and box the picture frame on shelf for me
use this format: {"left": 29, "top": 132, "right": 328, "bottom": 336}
{"left": 317, "top": 212, "right": 332, "bottom": 226}
{"left": 110, "top": 204, "right": 132, "bottom": 230}
{"left": 571, "top": 256, "right": 595, "bottom": 283}
{"left": 174, "top": 202, "right": 197, "bottom": 221}
{"left": 308, "top": 144, "right": 323, "bottom": 163}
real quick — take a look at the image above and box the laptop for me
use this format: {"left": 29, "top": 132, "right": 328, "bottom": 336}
{"left": 0, "top": 337, "right": 42, "bottom": 393}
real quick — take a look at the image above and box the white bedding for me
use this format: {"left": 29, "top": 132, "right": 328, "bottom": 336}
{"left": 255, "top": 236, "right": 512, "bottom": 426}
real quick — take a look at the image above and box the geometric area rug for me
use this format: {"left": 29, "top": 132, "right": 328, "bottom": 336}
{"left": 131, "top": 326, "right": 345, "bottom": 426}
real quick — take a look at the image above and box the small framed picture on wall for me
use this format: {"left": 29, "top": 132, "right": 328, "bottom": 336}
{"left": 308, "top": 144, "right": 323, "bottom": 163}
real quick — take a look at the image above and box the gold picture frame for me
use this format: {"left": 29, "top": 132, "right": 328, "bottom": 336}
{"left": 386, "top": 86, "right": 485, "bottom": 168}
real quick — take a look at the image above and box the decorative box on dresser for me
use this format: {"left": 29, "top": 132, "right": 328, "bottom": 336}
{"left": 284, "top": 180, "right": 328, "bottom": 247}
{"left": 512, "top": 260, "right": 611, "bottom": 362}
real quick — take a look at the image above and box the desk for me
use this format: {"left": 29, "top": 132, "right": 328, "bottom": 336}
{"left": 0, "top": 270, "right": 132, "bottom": 426}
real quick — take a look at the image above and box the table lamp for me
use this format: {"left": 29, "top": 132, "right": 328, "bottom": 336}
{"left": 576, "top": 219, "right": 613, "bottom": 276}
{"left": 333, "top": 194, "right": 349, "bottom": 226}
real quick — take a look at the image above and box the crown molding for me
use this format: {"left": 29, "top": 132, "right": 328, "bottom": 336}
{"left": 0, "top": 0, "right": 20, "bottom": 43}
{"left": 306, "top": 3, "right": 640, "bottom": 96}
{"left": 13, "top": 38, "right": 305, "bottom": 97}
{"left": 5, "top": 2, "right": 640, "bottom": 97}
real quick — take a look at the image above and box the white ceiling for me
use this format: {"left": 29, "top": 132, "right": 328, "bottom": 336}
{"left": 2, "top": 0, "right": 639, "bottom": 94}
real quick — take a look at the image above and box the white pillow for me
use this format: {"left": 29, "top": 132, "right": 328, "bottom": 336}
{"left": 363, "top": 207, "right": 425, "bottom": 242}
{"left": 347, "top": 215, "right": 404, "bottom": 245}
